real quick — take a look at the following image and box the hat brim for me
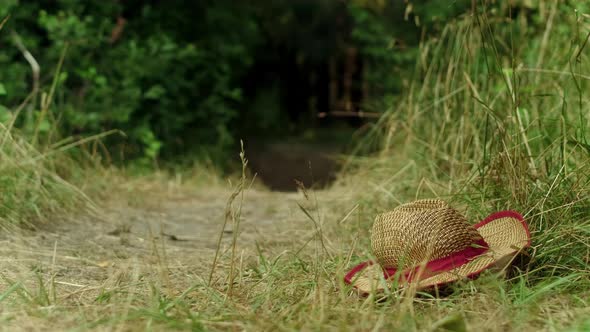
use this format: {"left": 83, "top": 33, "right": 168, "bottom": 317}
{"left": 345, "top": 211, "right": 531, "bottom": 294}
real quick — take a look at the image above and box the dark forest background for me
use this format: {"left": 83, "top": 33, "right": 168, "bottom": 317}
{"left": 0, "top": 1, "right": 542, "bottom": 166}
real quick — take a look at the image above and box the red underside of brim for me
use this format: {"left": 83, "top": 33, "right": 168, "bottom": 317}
{"left": 344, "top": 210, "right": 530, "bottom": 288}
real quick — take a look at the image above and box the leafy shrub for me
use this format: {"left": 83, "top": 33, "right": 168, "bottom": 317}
{"left": 1, "top": 1, "right": 260, "bottom": 163}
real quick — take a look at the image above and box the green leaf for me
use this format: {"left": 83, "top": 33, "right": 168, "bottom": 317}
{"left": 0, "top": 105, "right": 11, "bottom": 123}
{"left": 0, "top": 282, "right": 22, "bottom": 303}
{"left": 0, "top": 83, "right": 6, "bottom": 96}
{"left": 144, "top": 85, "right": 166, "bottom": 99}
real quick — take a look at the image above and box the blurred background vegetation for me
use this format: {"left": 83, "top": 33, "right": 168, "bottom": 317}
{"left": 0, "top": 1, "right": 587, "bottom": 167}
{"left": 0, "top": 0, "right": 500, "bottom": 165}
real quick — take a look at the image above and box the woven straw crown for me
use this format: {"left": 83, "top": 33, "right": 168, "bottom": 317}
{"left": 371, "top": 199, "right": 484, "bottom": 269}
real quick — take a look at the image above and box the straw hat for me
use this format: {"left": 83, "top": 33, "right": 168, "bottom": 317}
{"left": 344, "top": 199, "right": 531, "bottom": 294}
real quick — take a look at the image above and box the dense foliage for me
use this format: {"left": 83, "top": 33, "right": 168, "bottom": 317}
{"left": 0, "top": 0, "right": 501, "bottom": 163}
{"left": 1, "top": 1, "right": 262, "bottom": 163}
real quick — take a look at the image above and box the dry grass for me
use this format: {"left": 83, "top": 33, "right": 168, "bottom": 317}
{"left": 1, "top": 163, "right": 588, "bottom": 331}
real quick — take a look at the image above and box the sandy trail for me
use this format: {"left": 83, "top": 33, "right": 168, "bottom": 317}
{"left": 0, "top": 187, "right": 327, "bottom": 306}
{"left": 0, "top": 182, "right": 362, "bottom": 331}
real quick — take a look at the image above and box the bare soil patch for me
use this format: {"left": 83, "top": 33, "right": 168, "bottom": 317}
{"left": 246, "top": 140, "right": 342, "bottom": 191}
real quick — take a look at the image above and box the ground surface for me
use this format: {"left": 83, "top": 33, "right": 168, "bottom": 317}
{"left": 1, "top": 186, "right": 330, "bottom": 331}
{"left": 246, "top": 140, "right": 342, "bottom": 191}
{"left": 3, "top": 179, "right": 588, "bottom": 331}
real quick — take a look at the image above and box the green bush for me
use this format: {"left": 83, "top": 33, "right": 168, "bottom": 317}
{"left": 1, "top": 1, "right": 260, "bottom": 163}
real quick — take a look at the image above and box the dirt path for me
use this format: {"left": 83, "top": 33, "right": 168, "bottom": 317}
{"left": 1, "top": 187, "right": 336, "bottom": 330}
{"left": 3, "top": 188, "right": 312, "bottom": 281}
